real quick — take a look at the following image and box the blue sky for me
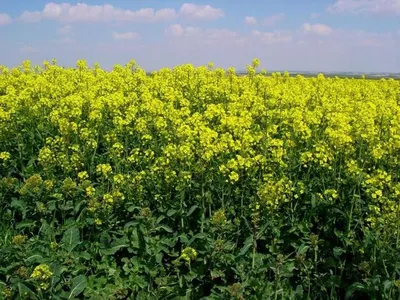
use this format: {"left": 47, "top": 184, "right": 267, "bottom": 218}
{"left": 0, "top": 0, "right": 399, "bottom": 72}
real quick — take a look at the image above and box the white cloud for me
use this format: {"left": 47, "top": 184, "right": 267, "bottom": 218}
{"left": 155, "top": 8, "right": 177, "bottom": 21}
{"left": 58, "top": 25, "right": 73, "bottom": 35}
{"left": 7, "top": 24, "right": 398, "bottom": 73}
{"left": 179, "top": 3, "right": 224, "bottom": 20}
{"left": 0, "top": 13, "right": 12, "bottom": 25}
{"left": 327, "top": 0, "right": 400, "bottom": 15}
{"left": 166, "top": 24, "right": 186, "bottom": 37}
{"left": 207, "top": 29, "right": 240, "bottom": 40}
{"left": 339, "top": 30, "right": 396, "bottom": 47}
{"left": 18, "top": 2, "right": 224, "bottom": 23}
{"left": 113, "top": 32, "right": 139, "bottom": 40}
{"left": 19, "top": 11, "right": 42, "bottom": 22}
{"left": 20, "top": 46, "right": 38, "bottom": 53}
{"left": 244, "top": 14, "right": 285, "bottom": 27}
{"left": 165, "top": 24, "right": 240, "bottom": 45}
{"left": 302, "top": 23, "right": 333, "bottom": 36}
{"left": 252, "top": 30, "right": 292, "bottom": 44}
{"left": 19, "top": 2, "right": 178, "bottom": 23}
{"left": 244, "top": 16, "right": 257, "bottom": 25}
{"left": 263, "top": 13, "right": 285, "bottom": 26}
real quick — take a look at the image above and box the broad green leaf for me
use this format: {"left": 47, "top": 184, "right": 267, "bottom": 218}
{"left": 188, "top": 233, "right": 207, "bottom": 245}
{"left": 68, "top": 275, "right": 87, "bottom": 299}
{"left": 17, "top": 282, "right": 36, "bottom": 299}
{"left": 74, "top": 200, "right": 86, "bottom": 213}
{"left": 16, "top": 220, "right": 35, "bottom": 230}
{"left": 61, "top": 226, "right": 80, "bottom": 252}
{"left": 11, "top": 199, "right": 27, "bottom": 215}
{"left": 24, "top": 254, "right": 43, "bottom": 264}
{"left": 155, "top": 225, "right": 173, "bottom": 233}
{"left": 383, "top": 280, "right": 393, "bottom": 294}
{"left": 101, "top": 238, "right": 129, "bottom": 255}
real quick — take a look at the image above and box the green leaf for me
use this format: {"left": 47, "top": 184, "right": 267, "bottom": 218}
{"left": 39, "top": 220, "right": 53, "bottom": 237}
{"left": 156, "top": 216, "right": 166, "bottom": 224}
{"left": 383, "top": 280, "right": 392, "bottom": 295}
{"left": 242, "top": 216, "right": 252, "bottom": 232}
{"left": 333, "top": 247, "right": 345, "bottom": 258}
{"left": 167, "top": 209, "right": 178, "bottom": 217}
{"left": 68, "top": 275, "right": 87, "bottom": 299}
{"left": 155, "top": 225, "right": 173, "bottom": 233}
{"left": 282, "top": 261, "right": 295, "bottom": 277}
{"left": 11, "top": 199, "right": 27, "bottom": 216}
{"left": 295, "top": 284, "right": 304, "bottom": 297}
{"left": 127, "top": 205, "right": 140, "bottom": 212}
{"left": 297, "top": 244, "right": 309, "bottom": 256}
{"left": 16, "top": 220, "right": 35, "bottom": 230}
{"left": 177, "top": 234, "right": 189, "bottom": 244}
{"left": 345, "top": 282, "right": 366, "bottom": 300}
{"left": 101, "top": 238, "right": 129, "bottom": 255}
{"left": 17, "top": 282, "right": 36, "bottom": 299}
{"left": 24, "top": 254, "right": 43, "bottom": 264}
{"left": 239, "top": 236, "right": 253, "bottom": 256}
{"left": 47, "top": 200, "right": 57, "bottom": 211}
{"left": 124, "top": 221, "right": 138, "bottom": 229}
{"left": 130, "top": 227, "right": 140, "bottom": 249}
{"left": 62, "top": 226, "right": 80, "bottom": 252}
{"left": 210, "top": 270, "right": 225, "bottom": 280}
{"left": 256, "top": 222, "right": 270, "bottom": 239}
{"left": 81, "top": 252, "right": 91, "bottom": 260}
{"left": 311, "top": 194, "right": 316, "bottom": 208}
{"left": 50, "top": 263, "right": 65, "bottom": 287}
{"left": 186, "top": 205, "right": 199, "bottom": 217}
{"left": 74, "top": 200, "right": 86, "bottom": 213}
{"left": 189, "top": 233, "right": 207, "bottom": 245}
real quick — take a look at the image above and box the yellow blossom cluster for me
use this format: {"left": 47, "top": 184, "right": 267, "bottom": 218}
{"left": 0, "top": 59, "right": 400, "bottom": 231}
{"left": 30, "top": 264, "right": 53, "bottom": 291}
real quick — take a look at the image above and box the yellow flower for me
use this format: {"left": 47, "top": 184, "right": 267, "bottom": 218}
{"left": 85, "top": 186, "right": 96, "bottom": 197}
{"left": 62, "top": 177, "right": 77, "bottom": 193}
{"left": 211, "top": 209, "right": 227, "bottom": 227}
{"left": 180, "top": 247, "right": 197, "bottom": 262}
{"left": 31, "top": 264, "right": 52, "bottom": 279}
{"left": 103, "top": 193, "right": 114, "bottom": 204}
{"left": 0, "top": 151, "right": 11, "bottom": 161}
{"left": 1, "top": 287, "right": 12, "bottom": 299}
{"left": 96, "top": 164, "right": 113, "bottom": 177}
{"left": 78, "top": 171, "right": 89, "bottom": 181}
{"left": 229, "top": 171, "right": 239, "bottom": 183}
{"left": 324, "top": 189, "right": 339, "bottom": 201}
{"left": 12, "top": 234, "right": 27, "bottom": 245}
{"left": 19, "top": 174, "right": 43, "bottom": 196}
{"left": 113, "top": 174, "right": 125, "bottom": 185}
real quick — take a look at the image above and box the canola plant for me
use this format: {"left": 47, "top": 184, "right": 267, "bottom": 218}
{"left": 0, "top": 59, "right": 400, "bottom": 299}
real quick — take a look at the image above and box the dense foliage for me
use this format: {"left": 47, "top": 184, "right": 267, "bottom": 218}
{"left": 1, "top": 59, "right": 400, "bottom": 299}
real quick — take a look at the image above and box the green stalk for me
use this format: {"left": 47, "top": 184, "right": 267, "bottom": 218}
{"left": 201, "top": 185, "right": 205, "bottom": 233}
